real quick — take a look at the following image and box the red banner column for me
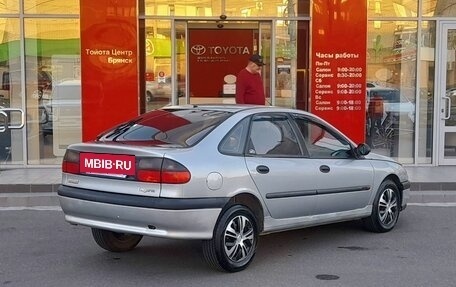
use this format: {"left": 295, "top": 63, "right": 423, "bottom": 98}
{"left": 80, "top": 0, "right": 139, "bottom": 141}
{"left": 311, "top": 1, "right": 367, "bottom": 144}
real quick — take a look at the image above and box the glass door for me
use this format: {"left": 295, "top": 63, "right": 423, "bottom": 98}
{"left": 0, "top": 107, "right": 24, "bottom": 165}
{"left": 258, "top": 21, "right": 272, "bottom": 105}
{"left": 0, "top": 17, "right": 25, "bottom": 166}
{"left": 185, "top": 21, "right": 274, "bottom": 105}
{"left": 175, "top": 20, "right": 187, "bottom": 106}
{"left": 438, "top": 23, "right": 456, "bottom": 165}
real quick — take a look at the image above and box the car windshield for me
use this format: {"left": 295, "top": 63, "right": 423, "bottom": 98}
{"left": 370, "top": 89, "right": 411, "bottom": 103}
{"left": 97, "top": 108, "right": 232, "bottom": 147}
{"left": 375, "top": 90, "right": 400, "bottom": 103}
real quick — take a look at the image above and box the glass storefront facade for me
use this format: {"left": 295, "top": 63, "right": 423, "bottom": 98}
{"left": 0, "top": 0, "right": 455, "bottom": 167}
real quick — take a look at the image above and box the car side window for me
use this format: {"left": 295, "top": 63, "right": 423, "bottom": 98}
{"left": 294, "top": 117, "right": 351, "bottom": 159}
{"left": 247, "top": 114, "right": 302, "bottom": 157}
{"left": 219, "top": 117, "right": 249, "bottom": 155}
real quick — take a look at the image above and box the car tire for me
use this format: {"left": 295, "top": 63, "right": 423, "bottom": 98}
{"left": 91, "top": 228, "right": 143, "bottom": 252}
{"left": 146, "top": 91, "right": 152, "bottom": 103}
{"left": 202, "top": 205, "right": 258, "bottom": 272}
{"left": 363, "top": 179, "right": 400, "bottom": 233}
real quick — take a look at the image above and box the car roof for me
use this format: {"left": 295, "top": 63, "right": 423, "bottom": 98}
{"left": 162, "top": 104, "right": 312, "bottom": 115}
{"left": 163, "top": 104, "right": 261, "bottom": 112}
{"left": 366, "top": 82, "right": 399, "bottom": 91}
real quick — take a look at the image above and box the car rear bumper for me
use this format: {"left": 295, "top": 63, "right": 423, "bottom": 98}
{"left": 58, "top": 185, "right": 229, "bottom": 239}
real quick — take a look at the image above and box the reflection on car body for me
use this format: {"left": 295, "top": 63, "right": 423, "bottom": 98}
{"left": 145, "top": 76, "right": 184, "bottom": 103}
{"left": 39, "top": 100, "right": 53, "bottom": 137}
{"left": 58, "top": 105, "right": 410, "bottom": 272}
{"left": 38, "top": 80, "right": 82, "bottom": 156}
{"left": 366, "top": 82, "right": 415, "bottom": 123}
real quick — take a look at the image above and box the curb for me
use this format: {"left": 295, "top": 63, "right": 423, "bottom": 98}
{"left": 0, "top": 184, "right": 60, "bottom": 193}
{"left": 0, "top": 192, "right": 59, "bottom": 208}
{"left": 410, "top": 182, "right": 456, "bottom": 192}
{"left": 408, "top": 190, "right": 456, "bottom": 204}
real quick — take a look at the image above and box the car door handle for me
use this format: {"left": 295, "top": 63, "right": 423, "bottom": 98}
{"left": 256, "top": 165, "right": 270, "bottom": 174}
{"left": 319, "top": 165, "right": 330, "bottom": 173}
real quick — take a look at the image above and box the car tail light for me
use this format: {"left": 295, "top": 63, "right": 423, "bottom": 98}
{"left": 137, "top": 158, "right": 191, "bottom": 184}
{"left": 62, "top": 149, "right": 80, "bottom": 174}
{"left": 62, "top": 150, "right": 190, "bottom": 184}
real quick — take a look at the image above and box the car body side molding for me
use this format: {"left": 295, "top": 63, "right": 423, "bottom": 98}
{"left": 58, "top": 185, "right": 230, "bottom": 210}
{"left": 316, "top": 185, "right": 371, "bottom": 195}
{"left": 265, "top": 189, "right": 317, "bottom": 199}
{"left": 265, "top": 185, "right": 371, "bottom": 199}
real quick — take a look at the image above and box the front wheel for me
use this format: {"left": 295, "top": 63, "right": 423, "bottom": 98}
{"left": 91, "top": 228, "right": 143, "bottom": 252}
{"left": 363, "top": 179, "right": 400, "bottom": 233}
{"left": 202, "top": 205, "right": 258, "bottom": 272}
{"left": 146, "top": 91, "right": 152, "bottom": 103}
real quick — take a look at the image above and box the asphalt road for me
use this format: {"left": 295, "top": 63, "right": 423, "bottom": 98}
{"left": 1, "top": 205, "right": 455, "bottom": 287}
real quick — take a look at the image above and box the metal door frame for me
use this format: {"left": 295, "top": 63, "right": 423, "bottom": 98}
{"left": 173, "top": 20, "right": 275, "bottom": 106}
{"left": 437, "top": 22, "right": 456, "bottom": 165}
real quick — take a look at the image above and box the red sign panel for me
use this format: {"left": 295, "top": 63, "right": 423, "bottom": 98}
{"left": 80, "top": 0, "right": 139, "bottom": 141}
{"left": 188, "top": 29, "right": 254, "bottom": 97}
{"left": 311, "top": 0, "right": 367, "bottom": 144}
{"left": 80, "top": 153, "right": 136, "bottom": 176}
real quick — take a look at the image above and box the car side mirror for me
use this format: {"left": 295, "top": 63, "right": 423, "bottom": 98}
{"left": 356, "top": 143, "right": 371, "bottom": 156}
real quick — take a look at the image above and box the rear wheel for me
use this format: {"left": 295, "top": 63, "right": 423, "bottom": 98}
{"left": 363, "top": 179, "right": 400, "bottom": 233}
{"left": 91, "top": 228, "right": 143, "bottom": 252}
{"left": 146, "top": 91, "right": 152, "bottom": 102}
{"left": 202, "top": 205, "right": 258, "bottom": 272}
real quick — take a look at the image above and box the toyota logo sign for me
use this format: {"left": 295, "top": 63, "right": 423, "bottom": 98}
{"left": 191, "top": 45, "right": 206, "bottom": 55}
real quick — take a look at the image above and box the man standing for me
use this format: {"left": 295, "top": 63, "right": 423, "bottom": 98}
{"left": 368, "top": 92, "right": 384, "bottom": 134}
{"left": 235, "top": 54, "right": 266, "bottom": 105}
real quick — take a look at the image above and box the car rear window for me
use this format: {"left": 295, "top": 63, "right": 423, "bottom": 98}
{"left": 97, "top": 108, "right": 232, "bottom": 147}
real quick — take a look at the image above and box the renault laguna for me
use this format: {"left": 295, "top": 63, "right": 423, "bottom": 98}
{"left": 58, "top": 105, "right": 409, "bottom": 272}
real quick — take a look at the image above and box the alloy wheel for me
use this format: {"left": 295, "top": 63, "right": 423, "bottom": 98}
{"left": 223, "top": 215, "right": 255, "bottom": 262}
{"left": 378, "top": 187, "right": 398, "bottom": 227}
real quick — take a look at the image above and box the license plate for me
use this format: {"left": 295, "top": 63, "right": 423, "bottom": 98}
{"left": 80, "top": 153, "right": 136, "bottom": 176}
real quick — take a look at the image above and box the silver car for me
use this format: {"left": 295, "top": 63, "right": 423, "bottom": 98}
{"left": 58, "top": 105, "right": 410, "bottom": 272}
